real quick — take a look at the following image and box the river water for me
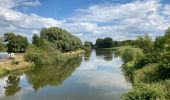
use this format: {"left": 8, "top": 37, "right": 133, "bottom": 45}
{"left": 0, "top": 49, "right": 131, "bottom": 100}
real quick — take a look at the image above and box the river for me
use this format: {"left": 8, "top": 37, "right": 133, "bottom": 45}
{"left": 0, "top": 49, "right": 131, "bottom": 100}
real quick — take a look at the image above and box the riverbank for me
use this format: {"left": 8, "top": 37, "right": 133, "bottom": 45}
{"left": 0, "top": 54, "right": 34, "bottom": 77}
{"left": 0, "top": 50, "right": 84, "bottom": 77}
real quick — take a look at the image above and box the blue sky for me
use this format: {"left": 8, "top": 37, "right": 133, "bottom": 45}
{"left": 0, "top": 0, "right": 170, "bottom": 42}
{"left": 17, "top": 0, "right": 136, "bottom": 20}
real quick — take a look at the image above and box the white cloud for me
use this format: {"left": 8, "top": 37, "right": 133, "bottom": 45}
{"left": 0, "top": 0, "right": 63, "bottom": 41}
{"left": 65, "top": 0, "right": 170, "bottom": 42}
{"left": 0, "top": 0, "right": 170, "bottom": 42}
{"left": 21, "top": 0, "right": 41, "bottom": 7}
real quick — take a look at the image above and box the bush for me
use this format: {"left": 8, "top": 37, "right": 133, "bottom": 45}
{"left": 121, "top": 83, "right": 165, "bottom": 100}
{"left": 134, "top": 63, "right": 159, "bottom": 83}
{"left": 122, "top": 61, "right": 135, "bottom": 82}
{"left": 24, "top": 44, "right": 63, "bottom": 65}
{"left": 157, "top": 52, "right": 170, "bottom": 80}
{"left": 134, "top": 51, "right": 161, "bottom": 69}
{"left": 118, "top": 46, "right": 143, "bottom": 63}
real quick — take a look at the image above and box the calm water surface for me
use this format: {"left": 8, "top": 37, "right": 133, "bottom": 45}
{"left": 0, "top": 50, "right": 131, "bottom": 100}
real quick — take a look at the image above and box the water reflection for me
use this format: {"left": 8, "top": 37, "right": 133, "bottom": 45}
{"left": 0, "top": 49, "right": 131, "bottom": 100}
{"left": 95, "top": 49, "right": 113, "bottom": 61}
{"left": 84, "top": 51, "right": 92, "bottom": 61}
{"left": 25, "top": 57, "right": 82, "bottom": 91}
{"left": 4, "top": 75, "right": 21, "bottom": 96}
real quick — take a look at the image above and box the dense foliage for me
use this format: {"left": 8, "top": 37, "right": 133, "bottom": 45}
{"left": 25, "top": 27, "right": 83, "bottom": 65}
{"left": 116, "top": 27, "right": 170, "bottom": 99}
{"left": 0, "top": 37, "right": 5, "bottom": 51}
{"left": 4, "top": 32, "right": 29, "bottom": 53}
{"left": 95, "top": 37, "right": 113, "bottom": 48}
{"left": 83, "top": 41, "right": 92, "bottom": 52}
{"left": 40, "top": 27, "right": 82, "bottom": 52}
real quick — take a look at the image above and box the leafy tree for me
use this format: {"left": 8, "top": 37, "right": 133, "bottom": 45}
{"left": 32, "top": 34, "right": 45, "bottom": 48}
{"left": 156, "top": 28, "right": 170, "bottom": 80}
{"left": 154, "top": 36, "right": 165, "bottom": 51}
{"left": 95, "top": 37, "right": 113, "bottom": 48}
{"left": 40, "top": 27, "right": 82, "bottom": 52}
{"left": 103, "top": 37, "right": 113, "bottom": 48}
{"left": 4, "top": 33, "right": 29, "bottom": 53}
{"left": 4, "top": 32, "right": 15, "bottom": 42}
{"left": 95, "top": 38, "right": 103, "bottom": 48}
{"left": 136, "top": 34, "right": 153, "bottom": 53}
{"left": 83, "top": 41, "right": 92, "bottom": 52}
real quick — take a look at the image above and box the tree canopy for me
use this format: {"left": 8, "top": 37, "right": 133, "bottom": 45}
{"left": 4, "top": 32, "right": 29, "bottom": 53}
{"left": 40, "top": 27, "right": 82, "bottom": 52}
{"left": 95, "top": 37, "right": 113, "bottom": 48}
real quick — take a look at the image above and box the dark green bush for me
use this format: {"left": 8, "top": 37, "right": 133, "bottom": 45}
{"left": 134, "top": 51, "right": 161, "bottom": 69}
{"left": 121, "top": 83, "right": 165, "bottom": 100}
{"left": 157, "top": 52, "right": 170, "bottom": 80}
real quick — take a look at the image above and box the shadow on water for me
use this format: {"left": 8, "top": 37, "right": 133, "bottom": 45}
{"left": 25, "top": 57, "right": 82, "bottom": 92}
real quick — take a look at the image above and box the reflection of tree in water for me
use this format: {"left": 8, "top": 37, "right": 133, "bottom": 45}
{"left": 4, "top": 74, "right": 21, "bottom": 96}
{"left": 84, "top": 51, "right": 92, "bottom": 61}
{"left": 96, "top": 49, "right": 114, "bottom": 61}
{"left": 26, "top": 57, "right": 82, "bottom": 92}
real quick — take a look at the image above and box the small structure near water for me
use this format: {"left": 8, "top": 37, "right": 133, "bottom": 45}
{"left": 0, "top": 52, "right": 15, "bottom": 62}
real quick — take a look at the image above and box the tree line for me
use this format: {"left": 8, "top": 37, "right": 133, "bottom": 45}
{"left": 0, "top": 27, "right": 82, "bottom": 53}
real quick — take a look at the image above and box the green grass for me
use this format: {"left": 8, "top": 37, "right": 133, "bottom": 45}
{"left": 0, "top": 68, "right": 7, "bottom": 77}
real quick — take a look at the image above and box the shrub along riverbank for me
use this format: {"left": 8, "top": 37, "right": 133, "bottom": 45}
{"left": 115, "top": 27, "right": 170, "bottom": 99}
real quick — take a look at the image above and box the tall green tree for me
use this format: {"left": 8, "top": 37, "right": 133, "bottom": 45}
{"left": 32, "top": 34, "right": 45, "bottom": 48}
{"left": 4, "top": 33, "right": 29, "bottom": 53}
{"left": 95, "top": 37, "right": 113, "bottom": 48}
{"left": 40, "top": 27, "right": 82, "bottom": 52}
{"left": 95, "top": 38, "right": 103, "bottom": 48}
{"left": 103, "top": 37, "right": 113, "bottom": 48}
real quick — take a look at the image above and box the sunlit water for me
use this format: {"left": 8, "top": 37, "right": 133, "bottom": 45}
{"left": 0, "top": 50, "right": 131, "bottom": 100}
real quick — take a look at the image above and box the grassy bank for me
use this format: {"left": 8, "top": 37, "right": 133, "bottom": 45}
{"left": 0, "top": 50, "right": 84, "bottom": 77}
{"left": 0, "top": 54, "right": 34, "bottom": 77}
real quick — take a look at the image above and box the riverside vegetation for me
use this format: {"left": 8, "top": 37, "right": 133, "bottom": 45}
{"left": 1, "top": 26, "right": 170, "bottom": 99}
{"left": 114, "top": 28, "right": 170, "bottom": 100}
{"left": 0, "top": 27, "right": 84, "bottom": 77}
{"left": 93, "top": 27, "right": 170, "bottom": 99}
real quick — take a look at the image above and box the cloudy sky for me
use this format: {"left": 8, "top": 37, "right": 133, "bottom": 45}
{"left": 0, "top": 0, "right": 170, "bottom": 42}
